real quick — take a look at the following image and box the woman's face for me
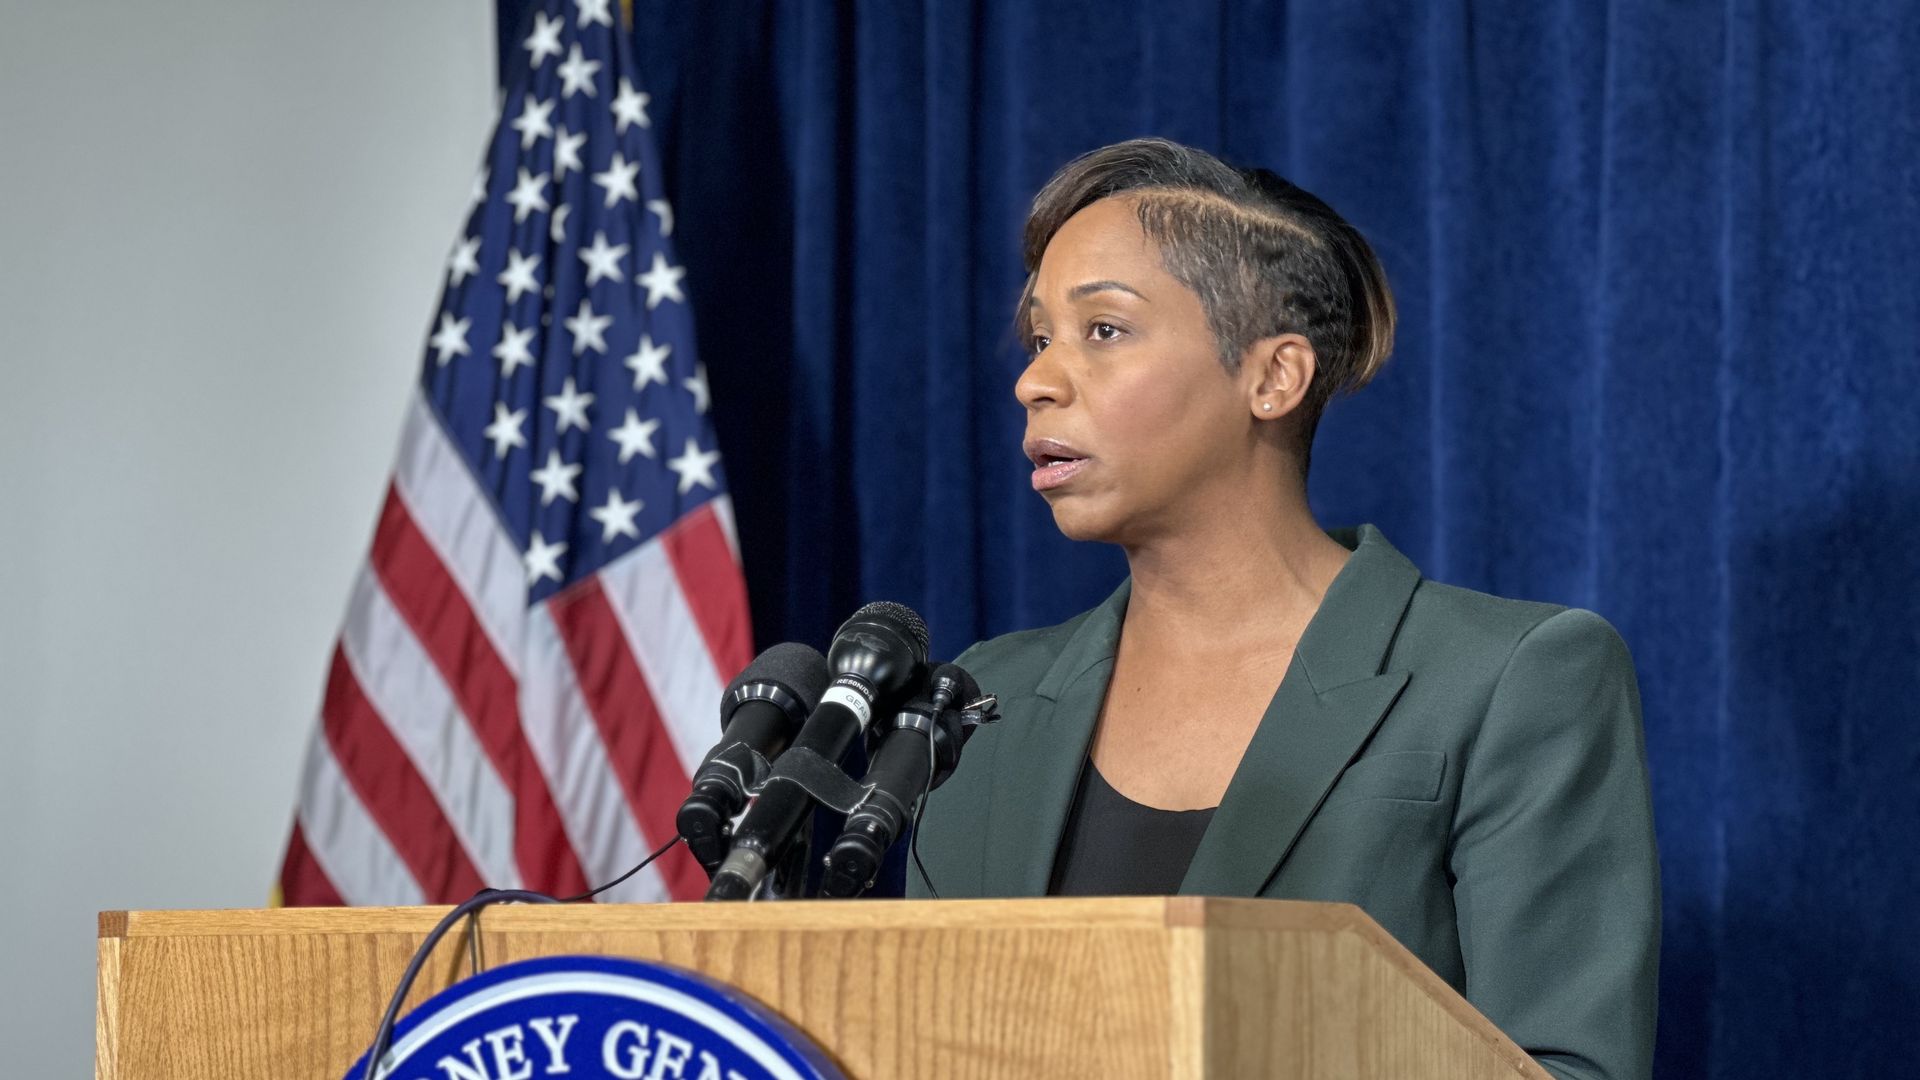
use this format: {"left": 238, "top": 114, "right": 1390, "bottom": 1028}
{"left": 1016, "top": 196, "right": 1253, "bottom": 545}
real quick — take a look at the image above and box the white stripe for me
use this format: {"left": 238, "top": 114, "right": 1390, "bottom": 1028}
{"left": 296, "top": 725, "right": 425, "bottom": 906}
{"left": 708, "top": 494, "right": 742, "bottom": 564}
{"left": 340, "top": 567, "right": 524, "bottom": 890}
{"left": 595, "top": 536, "right": 729, "bottom": 780}
{"left": 519, "top": 604, "right": 670, "bottom": 903}
{"left": 390, "top": 390, "right": 526, "bottom": 675}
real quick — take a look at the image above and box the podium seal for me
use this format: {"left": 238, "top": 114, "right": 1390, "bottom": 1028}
{"left": 344, "top": 955, "right": 844, "bottom": 1080}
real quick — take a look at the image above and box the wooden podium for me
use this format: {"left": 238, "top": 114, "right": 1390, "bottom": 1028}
{"left": 97, "top": 897, "right": 1548, "bottom": 1079}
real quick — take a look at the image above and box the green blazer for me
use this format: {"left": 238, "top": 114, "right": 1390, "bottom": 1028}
{"left": 910, "top": 524, "right": 1660, "bottom": 1080}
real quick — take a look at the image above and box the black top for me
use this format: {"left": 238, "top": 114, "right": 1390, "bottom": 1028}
{"left": 1047, "top": 760, "right": 1218, "bottom": 896}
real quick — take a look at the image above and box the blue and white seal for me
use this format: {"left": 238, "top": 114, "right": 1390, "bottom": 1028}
{"left": 345, "top": 955, "right": 845, "bottom": 1080}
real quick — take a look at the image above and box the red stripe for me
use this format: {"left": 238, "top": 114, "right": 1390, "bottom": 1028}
{"left": 546, "top": 579, "right": 708, "bottom": 900}
{"left": 277, "top": 822, "right": 345, "bottom": 907}
{"left": 661, "top": 503, "right": 755, "bottom": 679}
{"left": 369, "top": 485, "right": 591, "bottom": 896}
{"left": 321, "top": 645, "right": 486, "bottom": 903}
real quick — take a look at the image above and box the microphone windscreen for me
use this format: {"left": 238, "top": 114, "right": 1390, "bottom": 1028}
{"left": 725, "top": 642, "right": 831, "bottom": 708}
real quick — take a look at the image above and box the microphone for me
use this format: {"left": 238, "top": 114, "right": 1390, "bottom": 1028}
{"left": 819, "top": 662, "right": 987, "bottom": 898}
{"left": 676, "top": 642, "right": 830, "bottom": 875}
{"left": 706, "top": 602, "right": 930, "bottom": 901}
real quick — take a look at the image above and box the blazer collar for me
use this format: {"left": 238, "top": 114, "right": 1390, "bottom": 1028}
{"left": 980, "top": 582, "right": 1128, "bottom": 896}
{"left": 981, "top": 524, "right": 1422, "bottom": 897}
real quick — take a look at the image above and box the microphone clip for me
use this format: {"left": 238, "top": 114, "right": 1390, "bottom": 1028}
{"left": 958, "top": 694, "right": 1000, "bottom": 730}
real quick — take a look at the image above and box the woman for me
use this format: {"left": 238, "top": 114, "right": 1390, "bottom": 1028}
{"left": 910, "top": 139, "right": 1659, "bottom": 1080}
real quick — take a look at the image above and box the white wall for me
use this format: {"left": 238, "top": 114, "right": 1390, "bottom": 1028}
{"left": 0, "top": 1, "right": 495, "bottom": 1069}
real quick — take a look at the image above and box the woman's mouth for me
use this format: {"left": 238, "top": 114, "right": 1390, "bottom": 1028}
{"left": 1025, "top": 438, "right": 1091, "bottom": 492}
{"left": 1031, "top": 457, "right": 1089, "bottom": 491}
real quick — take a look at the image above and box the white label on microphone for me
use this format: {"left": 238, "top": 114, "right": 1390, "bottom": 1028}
{"left": 822, "top": 684, "right": 873, "bottom": 729}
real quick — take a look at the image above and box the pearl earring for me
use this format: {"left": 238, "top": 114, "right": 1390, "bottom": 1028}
{"left": 1261, "top": 403, "right": 1273, "bottom": 412}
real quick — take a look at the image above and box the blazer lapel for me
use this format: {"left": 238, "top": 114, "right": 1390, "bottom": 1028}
{"left": 1179, "top": 525, "right": 1422, "bottom": 896}
{"left": 980, "top": 582, "right": 1130, "bottom": 897}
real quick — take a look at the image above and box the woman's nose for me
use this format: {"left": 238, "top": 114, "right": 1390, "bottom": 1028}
{"left": 1015, "top": 349, "right": 1069, "bottom": 411}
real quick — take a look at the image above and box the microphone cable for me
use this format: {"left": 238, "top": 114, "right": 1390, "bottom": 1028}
{"left": 358, "top": 833, "right": 685, "bottom": 1080}
{"left": 907, "top": 672, "right": 948, "bottom": 900}
{"left": 909, "top": 776, "right": 939, "bottom": 900}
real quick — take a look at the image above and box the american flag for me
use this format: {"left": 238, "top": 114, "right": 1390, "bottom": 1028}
{"left": 277, "top": 0, "right": 750, "bottom": 906}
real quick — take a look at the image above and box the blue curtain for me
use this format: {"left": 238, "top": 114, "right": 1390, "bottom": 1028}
{"left": 498, "top": 3, "right": 1920, "bottom": 1075}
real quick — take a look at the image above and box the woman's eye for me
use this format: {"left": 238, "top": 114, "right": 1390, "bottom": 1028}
{"left": 1089, "top": 321, "right": 1124, "bottom": 342}
{"left": 1030, "top": 333, "right": 1052, "bottom": 353}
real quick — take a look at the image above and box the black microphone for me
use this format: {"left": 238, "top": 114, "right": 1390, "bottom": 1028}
{"left": 706, "top": 602, "right": 930, "bottom": 900}
{"left": 820, "top": 662, "right": 984, "bottom": 898}
{"left": 676, "top": 642, "right": 830, "bottom": 875}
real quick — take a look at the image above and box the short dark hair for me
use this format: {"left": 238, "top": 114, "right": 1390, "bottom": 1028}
{"left": 1017, "top": 138, "right": 1396, "bottom": 471}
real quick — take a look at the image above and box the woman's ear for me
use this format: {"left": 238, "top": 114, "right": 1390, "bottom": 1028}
{"left": 1247, "top": 333, "right": 1316, "bottom": 421}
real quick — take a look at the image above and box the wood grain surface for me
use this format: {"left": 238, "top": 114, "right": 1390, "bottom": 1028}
{"left": 96, "top": 897, "right": 1549, "bottom": 1080}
